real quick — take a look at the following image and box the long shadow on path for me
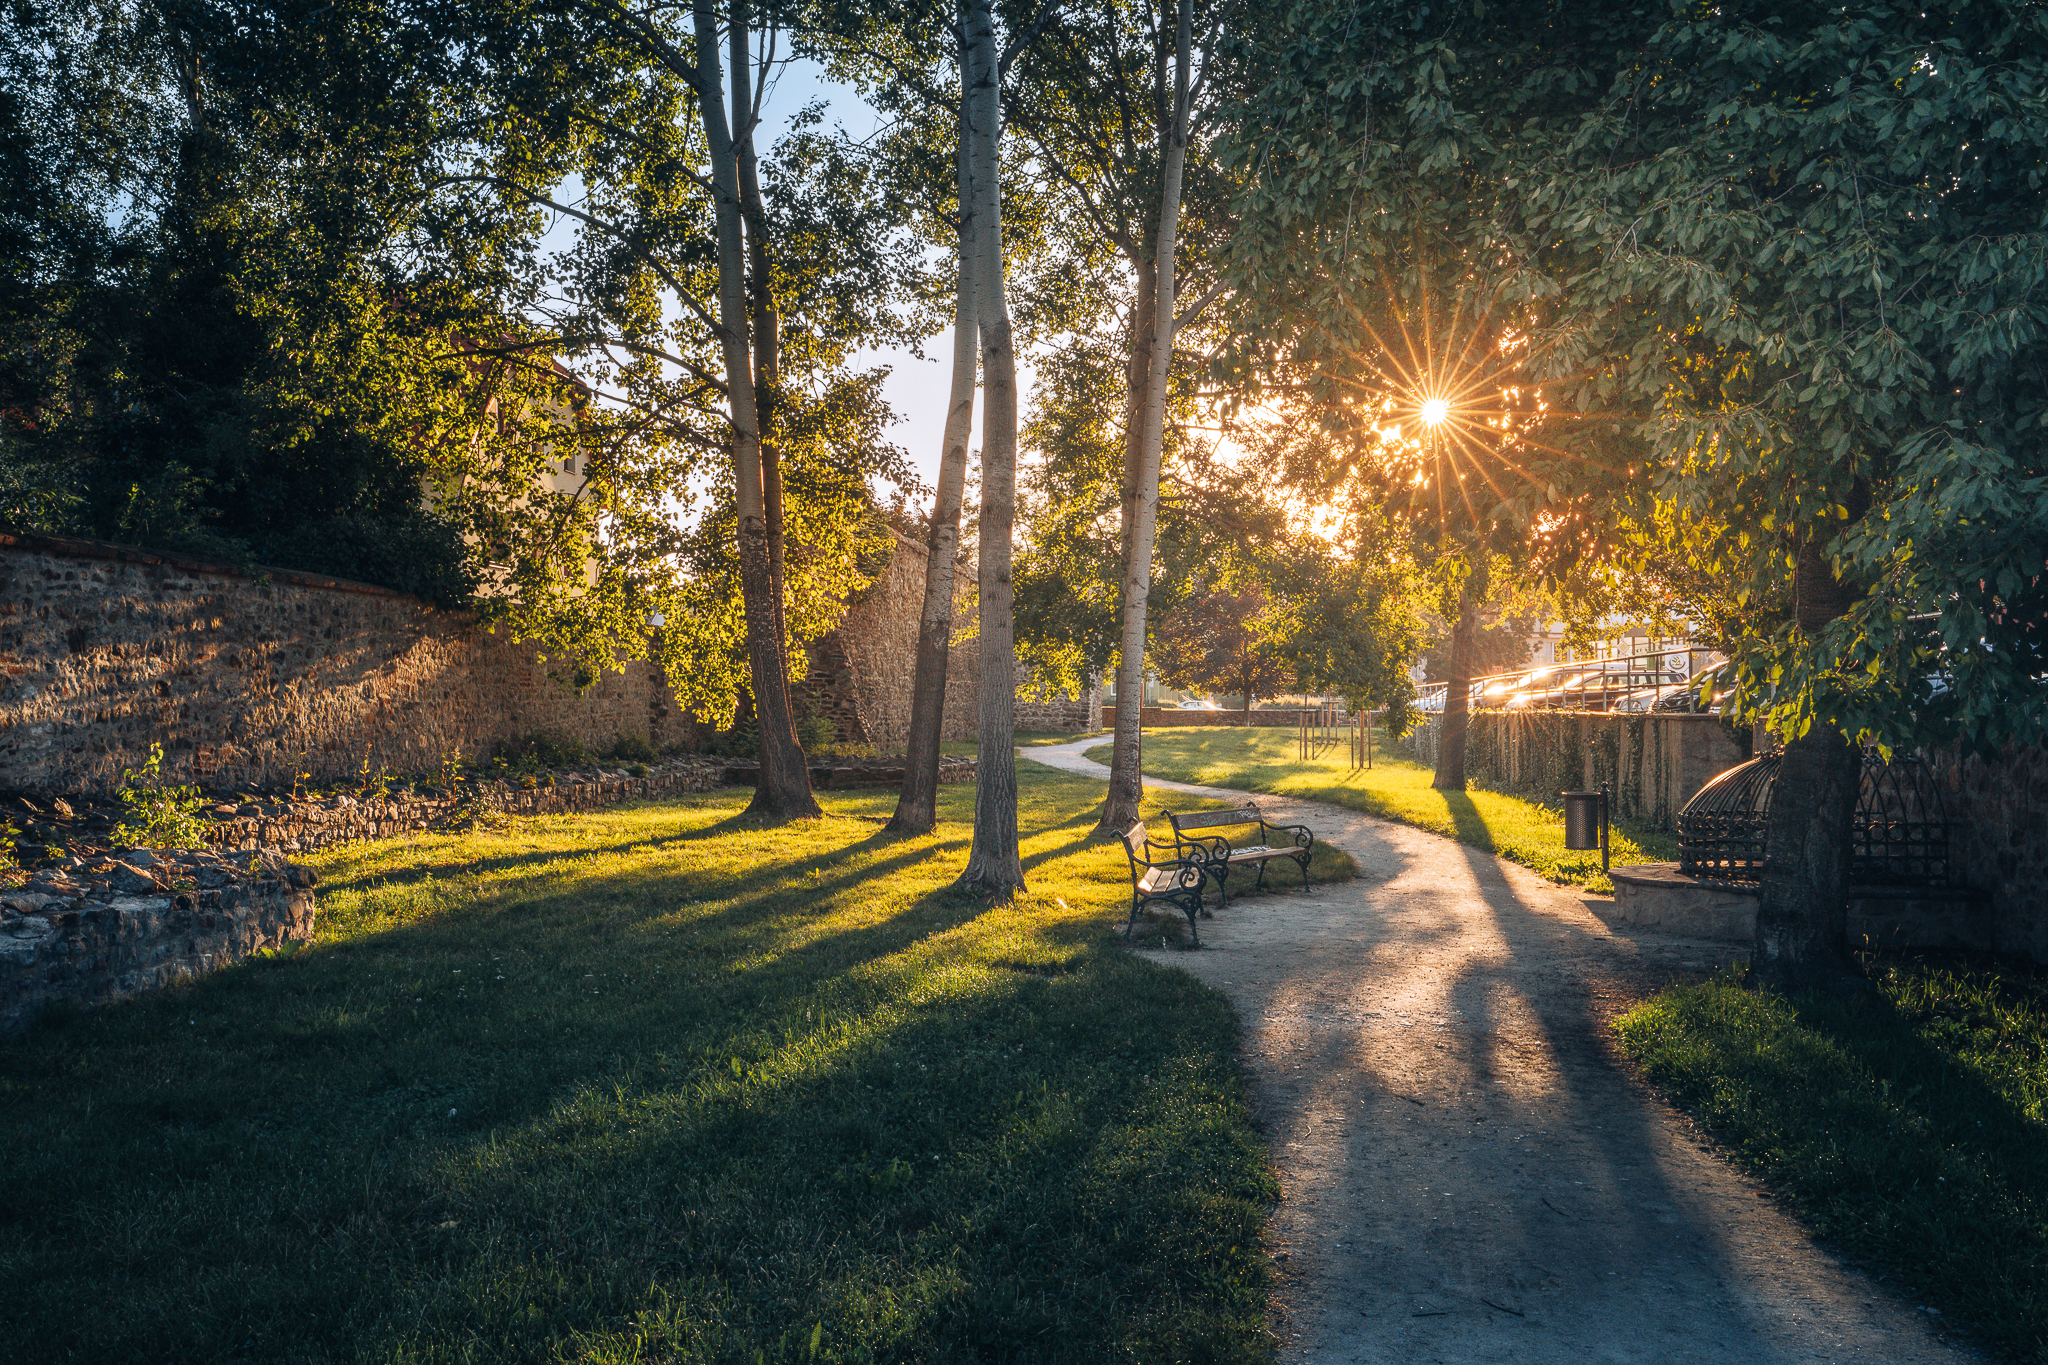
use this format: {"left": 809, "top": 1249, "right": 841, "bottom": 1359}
{"left": 1021, "top": 739, "right": 1968, "bottom": 1364}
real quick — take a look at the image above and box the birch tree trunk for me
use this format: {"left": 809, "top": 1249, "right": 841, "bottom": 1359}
{"left": 693, "top": 0, "right": 818, "bottom": 819}
{"left": 1098, "top": 0, "right": 1193, "bottom": 834}
{"left": 1431, "top": 555, "right": 1485, "bottom": 792}
{"left": 956, "top": 0, "right": 1025, "bottom": 896}
{"left": 730, "top": 2, "right": 791, "bottom": 665}
{"left": 889, "top": 86, "right": 978, "bottom": 836}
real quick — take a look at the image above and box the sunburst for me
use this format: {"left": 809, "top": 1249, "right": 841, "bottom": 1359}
{"left": 1312, "top": 259, "right": 1628, "bottom": 539}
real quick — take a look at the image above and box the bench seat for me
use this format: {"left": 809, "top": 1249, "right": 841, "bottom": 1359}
{"left": 1166, "top": 803, "right": 1314, "bottom": 905}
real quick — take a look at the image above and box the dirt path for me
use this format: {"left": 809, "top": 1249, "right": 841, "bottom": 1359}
{"left": 1024, "top": 739, "right": 1971, "bottom": 1364}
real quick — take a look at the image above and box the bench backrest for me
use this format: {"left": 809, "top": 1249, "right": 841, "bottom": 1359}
{"left": 1119, "top": 821, "right": 1151, "bottom": 859}
{"left": 1170, "top": 804, "right": 1263, "bottom": 832}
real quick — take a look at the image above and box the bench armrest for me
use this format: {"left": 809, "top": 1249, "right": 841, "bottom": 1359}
{"left": 1260, "top": 819, "right": 1314, "bottom": 850}
{"left": 1173, "top": 831, "right": 1228, "bottom": 862}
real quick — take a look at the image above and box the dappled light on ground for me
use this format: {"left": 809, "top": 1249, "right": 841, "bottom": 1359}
{"left": 1091, "top": 725, "right": 1678, "bottom": 892}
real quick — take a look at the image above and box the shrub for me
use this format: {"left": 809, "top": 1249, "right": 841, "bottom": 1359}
{"left": 111, "top": 743, "right": 209, "bottom": 850}
{"left": 489, "top": 731, "right": 588, "bottom": 774}
{"left": 705, "top": 727, "right": 758, "bottom": 759}
{"left": 600, "top": 733, "right": 658, "bottom": 763}
{"left": 796, "top": 712, "right": 839, "bottom": 753}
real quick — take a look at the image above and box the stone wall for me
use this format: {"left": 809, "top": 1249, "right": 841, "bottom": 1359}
{"left": 1928, "top": 745, "right": 2048, "bottom": 961}
{"left": 0, "top": 530, "right": 695, "bottom": 796}
{"left": 793, "top": 529, "right": 981, "bottom": 748}
{"left": 1016, "top": 666, "right": 1099, "bottom": 734}
{"left": 197, "top": 759, "right": 721, "bottom": 854}
{"left": 0, "top": 526, "right": 1092, "bottom": 799}
{"left": 2, "top": 875, "right": 316, "bottom": 1036}
{"left": 794, "top": 532, "right": 1098, "bottom": 747}
{"left": 1405, "top": 711, "right": 1750, "bottom": 830}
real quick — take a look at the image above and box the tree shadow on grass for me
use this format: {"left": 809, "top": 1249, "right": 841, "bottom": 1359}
{"left": 0, "top": 812, "right": 1271, "bottom": 1364}
{"left": 1438, "top": 788, "right": 1499, "bottom": 855}
{"left": 1642, "top": 969, "right": 2048, "bottom": 1358}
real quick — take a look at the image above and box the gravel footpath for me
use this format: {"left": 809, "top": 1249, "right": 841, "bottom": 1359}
{"left": 1023, "top": 738, "right": 1971, "bottom": 1364}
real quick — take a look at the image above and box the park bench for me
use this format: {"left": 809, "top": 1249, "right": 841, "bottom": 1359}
{"left": 1166, "top": 803, "right": 1314, "bottom": 905}
{"left": 1117, "top": 820, "right": 1210, "bottom": 945}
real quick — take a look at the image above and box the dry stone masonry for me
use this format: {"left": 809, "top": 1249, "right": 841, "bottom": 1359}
{"left": 0, "top": 529, "right": 698, "bottom": 795}
{"left": 1, "top": 848, "right": 317, "bottom": 1036}
{"left": 0, "top": 527, "right": 1085, "bottom": 797}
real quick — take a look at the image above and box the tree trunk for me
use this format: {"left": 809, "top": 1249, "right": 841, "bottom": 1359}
{"left": 1752, "top": 538, "right": 1861, "bottom": 989}
{"left": 1100, "top": 263, "right": 1157, "bottom": 831}
{"left": 1098, "top": 0, "right": 1193, "bottom": 834}
{"left": 889, "top": 78, "right": 978, "bottom": 836}
{"left": 694, "top": 0, "right": 817, "bottom": 819}
{"left": 730, "top": 3, "right": 791, "bottom": 680}
{"left": 955, "top": 0, "right": 1025, "bottom": 897}
{"left": 1432, "top": 556, "right": 1486, "bottom": 791}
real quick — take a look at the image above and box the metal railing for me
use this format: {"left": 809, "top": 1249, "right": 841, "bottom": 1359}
{"left": 1415, "top": 646, "right": 1724, "bottom": 715}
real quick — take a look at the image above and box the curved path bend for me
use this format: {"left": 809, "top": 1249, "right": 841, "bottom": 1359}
{"left": 1023, "top": 737, "right": 1969, "bottom": 1364}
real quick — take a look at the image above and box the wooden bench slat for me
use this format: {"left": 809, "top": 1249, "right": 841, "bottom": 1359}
{"left": 1170, "top": 807, "right": 1260, "bottom": 831}
{"left": 1119, "top": 820, "right": 1206, "bottom": 945}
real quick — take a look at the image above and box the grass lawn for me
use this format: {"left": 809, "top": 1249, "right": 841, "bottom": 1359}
{"left": 1087, "top": 725, "right": 1677, "bottom": 894}
{"left": 1616, "top": 957, "right": 2048, "bottom": 1362}
{"left": 0, "top": 764, "right": 1320, "bottom": 1364}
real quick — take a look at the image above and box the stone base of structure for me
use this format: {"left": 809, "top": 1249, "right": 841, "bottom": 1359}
{"left": 1604, "top": 862, "right": 1994, "bottom": 953}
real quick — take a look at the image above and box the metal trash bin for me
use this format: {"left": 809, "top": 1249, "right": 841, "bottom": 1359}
{"left": 1562, "top": 785, "right": 1610, "bottom": 871}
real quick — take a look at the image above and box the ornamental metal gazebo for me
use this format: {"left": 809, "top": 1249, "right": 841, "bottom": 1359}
{"left": 1675, "top": 752, "right": 1953, "bottom": 888}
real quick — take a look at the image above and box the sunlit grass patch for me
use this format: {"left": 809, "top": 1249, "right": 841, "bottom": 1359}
{"left": 0, "top": 767, "right": 1277, "bottom": 1364}
{"left": 1089, "top": 725, "right": 1677, "bottom": 893}
{"left": 1616, "top": 956, "right": 2048, "bottom": 1362}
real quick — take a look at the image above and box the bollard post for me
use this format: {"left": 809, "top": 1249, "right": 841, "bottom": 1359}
{"left": 1600, "top": 780, "right": 1610, "bottom": 873}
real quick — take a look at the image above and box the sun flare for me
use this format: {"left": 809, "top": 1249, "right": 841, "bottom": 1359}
{"left": 1420, "top": 397, "right": 1451, "bottom": 426}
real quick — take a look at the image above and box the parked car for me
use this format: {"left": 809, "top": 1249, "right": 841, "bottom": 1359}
{"left": 1417, "top": 681, "right": 1486, "bottom": 713}
{"left": 1613, "top": 682, "right": 1691, "bottom": 712}
{"left": 1501, "top": 664, "right": 1603, "bottom": 709}
{"left": 1543, "top": 659, "right": 1687, "bottom": 710}
{"left": 1652, "top": 661, "right": 1733, "bottom": 714}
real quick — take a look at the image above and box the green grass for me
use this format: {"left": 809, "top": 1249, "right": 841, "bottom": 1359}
{"left": 1086, "top": 725, "right": 1676, "bottom": 893}
{"left": 1017, "top": 731, "right": 1106, "bottom": 747}
{"left": 0, "top": 766, "right": 1296, "bottom": 1364}
{"left": 1616, "top": 957, "right": 2048, "bottom": 1362}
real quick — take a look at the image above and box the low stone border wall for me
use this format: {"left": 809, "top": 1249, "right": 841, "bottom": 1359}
{"left": 196, "top": 758, "right": 722, "bottom": 855}
{"left": 1100, "top": 707, "right": 1330, "bottom": 728}
{"left": 1604, "top": 862, "right": 1995, "bottom": 952}
{"left": 2, "top": 855, "right": 318, "bottom": 1036}
{"left": 1, "top": 750, "right": 985, "bottom": 1036}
